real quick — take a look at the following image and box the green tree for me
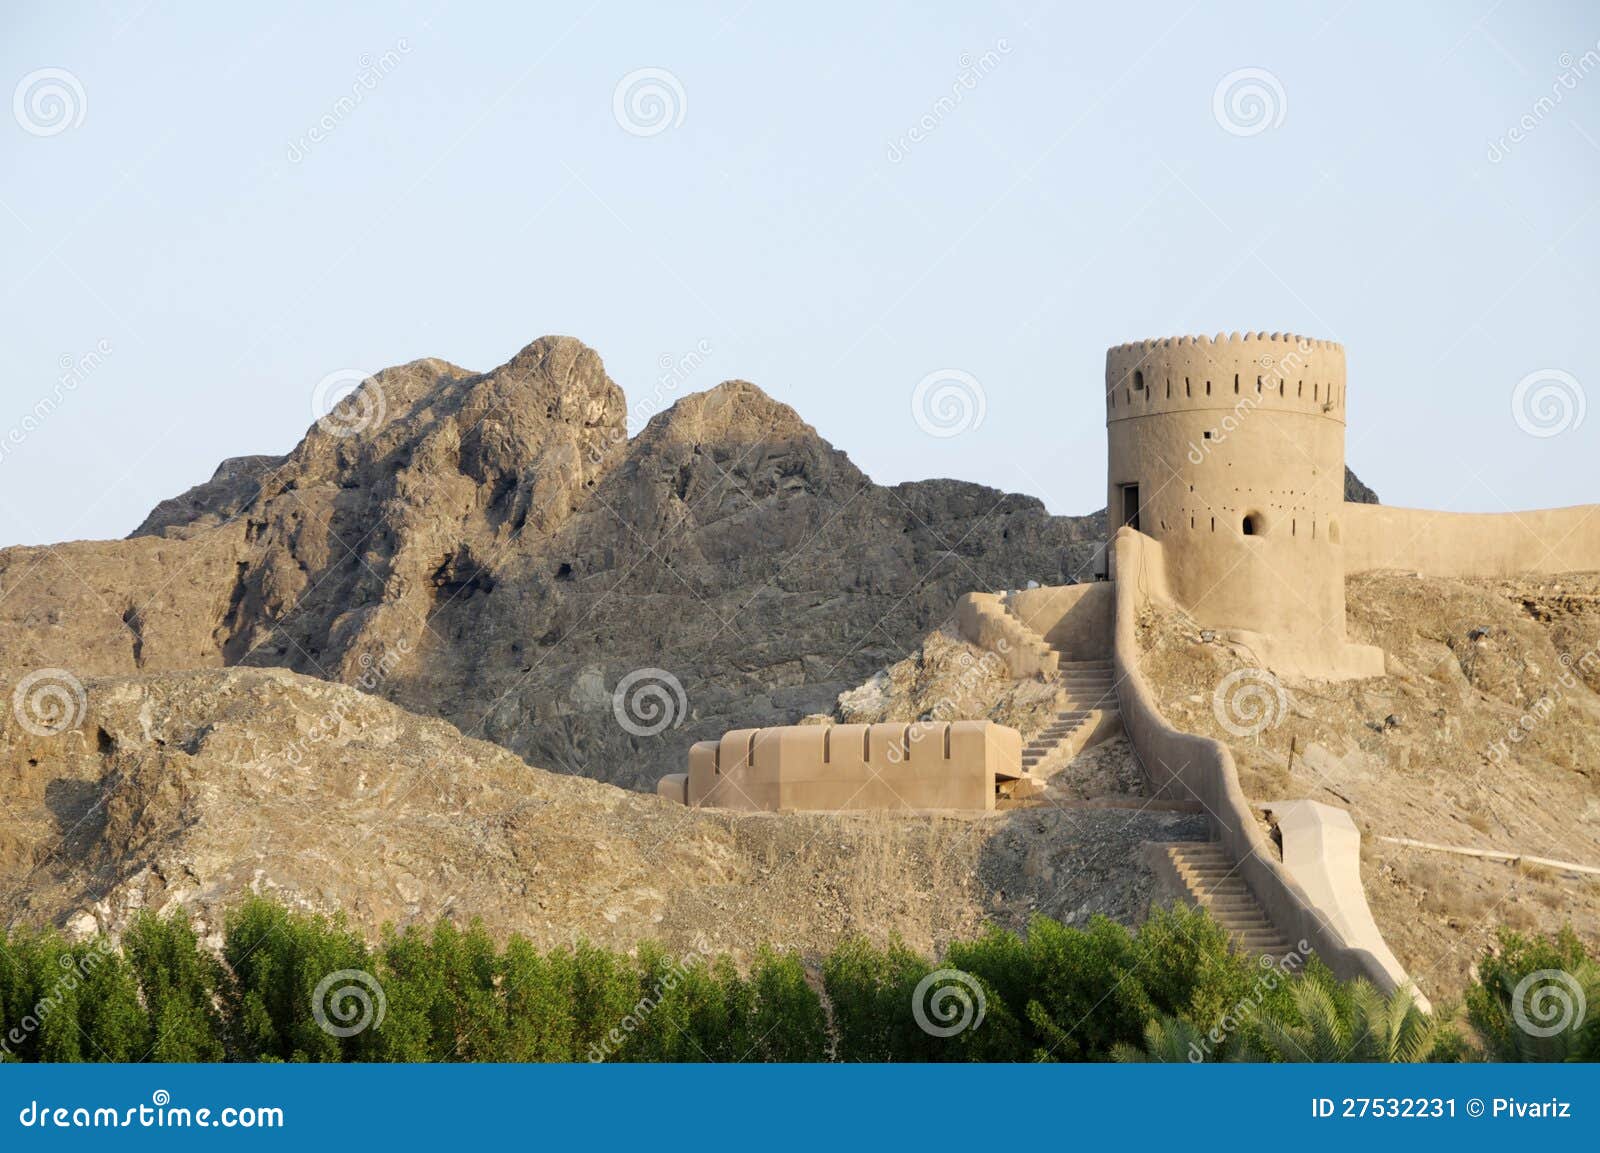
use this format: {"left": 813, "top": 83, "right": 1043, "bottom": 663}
{"left": 124, "top": 910, "right": 226, "bottom": 1061}
{"left": 1465, "top": 926, "right": 1597, "bottom": 1062}
{"left": 1016, "top": 915, "right": 1147, "bottom": 1061}
{"left": 569, "top": 940, "right": 644, "bottom": 1062}
{"left": 745, "top": 948, "right": 828, "bottom": 1062}
{"left": 499, "top": 936, "right": 576, "bottom": 1061}
{"left": 223, "top": 897, "right": 378, "bottom": 1062}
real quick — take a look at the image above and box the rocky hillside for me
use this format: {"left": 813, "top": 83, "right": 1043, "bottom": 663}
{"left": 1136, "top": 571, "right": 1600, "bottom": 999}
{"left": 0, "top": 336, "right": 1101, "bottom": 792}
{"left": 0, "top": 667, "right": 1205, "bottom": 951}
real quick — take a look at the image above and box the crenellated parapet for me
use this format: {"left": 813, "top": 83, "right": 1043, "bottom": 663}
{"left": 656, "top": 720, "right": 1024, "bottom": 812}
{"left": 1106, "top": 331, "right": 1347, "bottom": 425}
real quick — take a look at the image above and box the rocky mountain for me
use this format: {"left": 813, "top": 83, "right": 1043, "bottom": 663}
{"left": 1344, "top": 467, "right": 1380, "bottom": 504}
{"left": 0, "top": 336, "right": 1101, "bottom": 792}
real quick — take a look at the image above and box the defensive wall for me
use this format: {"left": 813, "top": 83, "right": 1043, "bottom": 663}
{"left": 656, "top": 720, "right": 1023, "bottom": 813}
{"left": 1341, "top": 502, "right": 1600, "bottom": 577}
{"left": 1109, "top": 527, "right": 1414, "bottom": 996}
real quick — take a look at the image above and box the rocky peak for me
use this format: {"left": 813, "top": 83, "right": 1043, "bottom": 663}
{"left": 0, "top": 334, "right": 1101, "bottom": 794}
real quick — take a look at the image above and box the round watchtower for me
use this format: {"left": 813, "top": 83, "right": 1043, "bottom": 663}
{"left": 1105, "top": 331, "right": 1357, "bottom": 668}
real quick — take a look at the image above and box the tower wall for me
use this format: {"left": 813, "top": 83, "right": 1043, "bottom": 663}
{"left": 1105, "top": 332, "right": 1355, "bottom": 663}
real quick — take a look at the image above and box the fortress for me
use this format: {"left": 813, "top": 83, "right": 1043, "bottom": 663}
{"left": 661, "top": 329, "right": 1600, "bottom": 816}
{"left": 657, "top": 329, "right": 1600, "bottom": 1000}
{"left": 1103, "top": 331, "right": 1598, "bottom": 676}
{"left": 1104, "top": 332, "right": 1380, "bottom": 679}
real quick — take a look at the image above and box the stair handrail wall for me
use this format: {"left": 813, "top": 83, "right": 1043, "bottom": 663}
{"left": 1109, "top": 526, "right": 1409, "bottom": 995}
{"left": 955, "top": 592, "right": 1057, "bottom": 678}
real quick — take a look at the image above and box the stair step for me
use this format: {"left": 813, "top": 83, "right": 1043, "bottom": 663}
{"left": 1174, "top": 863, "right": 1240, "bottom": 877}
{"left": 1189, "top": 881, "right": 1248, "bottom": 894}
{"left": 1228, "top": 929, "right": 1286, "bottom": 943}
{"left": 1153, "top": 841, "right": 1298, "bottom": 960}
{"left": 1185, "top": 881, "right": 1248, "bottom": 896}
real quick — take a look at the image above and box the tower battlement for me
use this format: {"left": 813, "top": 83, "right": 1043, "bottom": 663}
{"left": 1106, "top": 331, "right": 1347, "bottom": 424}
{"left": 1106, "top": 330, "right": 1344, "bottom": 355}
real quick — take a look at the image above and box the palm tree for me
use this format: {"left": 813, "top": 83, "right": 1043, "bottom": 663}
{"left": 1111, "top": 1015, "right": 1211, "bottom": 1063}
{"left": 1255, "top": 977, "right": 1437, "bottom": 1063}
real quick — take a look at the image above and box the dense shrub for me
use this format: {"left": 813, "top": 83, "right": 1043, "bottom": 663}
{"left": 224, "top": 897, "right": 379, "bottom": 1062}
{"left": 0, "top": 931, "right": 148, "bottom": 1062}
{"left": 123, "top": 910, "right": 228, "bottom": 1061}
{"left": 0, "top": 898, "right": 1586, "bottom": 1062}
{"left": 1465, "top": 926, "right": 1598, "bottom": 1062}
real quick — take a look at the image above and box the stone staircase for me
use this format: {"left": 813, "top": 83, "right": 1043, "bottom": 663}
{"left": 1020, "top": 656, "right": 1120, "bottom": 776}
{"left": 998, "top": 597, "right": 1060, "bottom": 677}
{"left": 1149, "top": 841, "right": 1298, "bottom": 961}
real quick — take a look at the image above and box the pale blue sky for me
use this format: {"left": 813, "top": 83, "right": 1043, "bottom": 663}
{"left": 2, "top": 1, "right": 1597, "bottom": 546}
